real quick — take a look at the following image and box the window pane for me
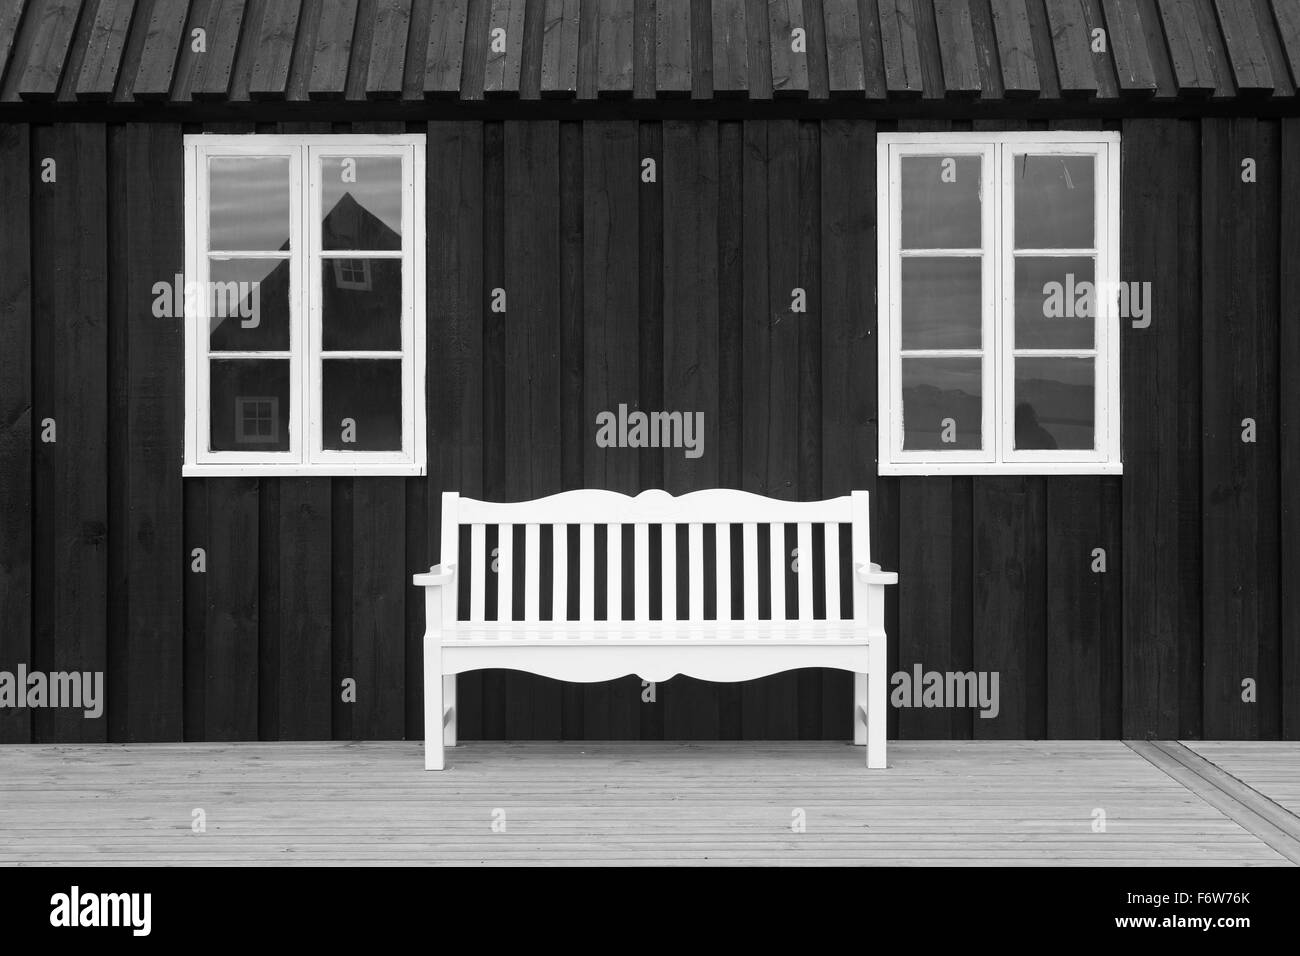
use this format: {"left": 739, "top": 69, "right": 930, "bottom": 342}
{"left": 208, "top": 258, "right": 290, "bottom": 351}
{"left": 209, "top": 157, "right": 290, "bottom": 252}
{"left": 210, "top": 359, "right": 290, "bottom": 451}
{"left": 1014, "top": 357, "right": 1095, "bottom": 450}
{"left": 322, "top": 359, "right": 402, "bottom": 451}
{"left": 1013, "top": 154, "right": 1094, "bottom": 249}
{"left": 1013, "top": 255, "right": 1095, "bottom": 349}
{"left": 321, "top": 258, "right": 402, "bottom": 350}
{"left": 901, "top": 155, "right": 981, "bottom": 249}
{"left": 901, "top": 258, "right": 982, "bottom": 350}
{"left": 321, "top": 156, "right": 403, "bottom": 251}
{"left": 901, "top": 357, "right": 982, "bottom": 451}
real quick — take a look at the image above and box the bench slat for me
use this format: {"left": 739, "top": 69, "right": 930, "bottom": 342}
{"left": 524, "top": 523, "right": 541, "bottom": 622}
{"left": 663, "top": 525, "right": 677, "bottom": 621}
{"left": 635, "top": 523, "right": 650, "bottom": 621}
{"left": 470, "top": 524, "right": 486, "bottom": 622}
{"left": 825, "top": 523, "right": 841, "bottom": 621}
{"left": 743, "top": 522, "right": 759, "bottom": 620}
{"left": 770, "top": 523, "right": 787, "bottom": 621}
{"left": 716, "top": 523, "right": 732, "bottom": 621}
{"left": 579, "top": 524, "right": 595, "bottom": 619}
{"left": 552, "top": 525, "right": 567, "bottom": 620}
{"left": 689, "top": 523, "right": 705, "bottom": 620}
{"left": 797, "top": 522, "right": 814, "bottom": 621}
{"left": 497, "top": 524, "right": 514, "bottom": 622}
{"left": 607, "top": 525, "right": 623, "bottom": 621}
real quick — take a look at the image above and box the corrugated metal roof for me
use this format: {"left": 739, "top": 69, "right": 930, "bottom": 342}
{"left": 0, "top": 0, "right": 1296, "bottom": 108}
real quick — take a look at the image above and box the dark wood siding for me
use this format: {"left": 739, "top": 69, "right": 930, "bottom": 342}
{"left": 0, "top": 115, "right": 1297, "bottom": 742}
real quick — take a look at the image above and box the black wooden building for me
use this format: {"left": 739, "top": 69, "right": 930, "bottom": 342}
{"left": 0, "top": 0, "right": 1297, "bottom": 746}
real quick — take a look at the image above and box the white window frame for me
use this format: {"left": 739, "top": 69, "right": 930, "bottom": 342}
{"left": 877, "top": 131, "right": 1121, "bottom": 476}
{"left": 183, "top": 134, "right": 426, "bottom": 477}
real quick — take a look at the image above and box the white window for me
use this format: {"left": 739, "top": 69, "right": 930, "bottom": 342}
{"left": 182, "top": 134, "right": 426, "bottom": 476}
{"left": 877, "top": 132, "right": 1120, "bottom": 476}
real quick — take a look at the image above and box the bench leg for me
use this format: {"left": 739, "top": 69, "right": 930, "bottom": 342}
{"left": 443, "top": 675, "right": 457, "bottom": 747}
{"left": 853, "top": 673, "right": 869, "bottom": 747}
{"left": 867, "top": 666, "right": 887, "bottom": 769}
{"left": 424, "top": 643, "right": 444, "bottom": 771}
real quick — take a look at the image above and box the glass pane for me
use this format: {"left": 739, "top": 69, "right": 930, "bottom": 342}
{"left": 901, "top": 357, "right": 982, "bottom": 451}
{"left": 322, "top": 359, "right": 403, "bottom": 451}
{"left": 901, "top": 258, "right": 981, "bottom": 350}
{"left": 321, "top": 156, "right": 403, "bottom": 251}
{"left": 210, "top": 359, "right": 290, "bottom": 451}
{"left": 1013, "top": 154, "right": 1094, "bottom": 249}
{"left": 208, "top": 258, "right": 290, "bottom": 351}
{"left": 901, "top": 155, "right": 981, "bottom": 249}
{"left": 321, "top": 258, "right": 402, "bottom": 350}
{"left": 209, "top": 157, "right": 290, "bottom": 252}
{"left": 1014, "top": 256, "right": 1095, "bottom": 349}
{"left": 1014, "top": 357, "right": 1095, "bottom": 451}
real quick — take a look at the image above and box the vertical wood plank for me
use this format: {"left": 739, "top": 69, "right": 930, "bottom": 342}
{"left": 192, "top": 0, "right": 249, "bottom": 99}
{"left": 424, "top": 0, "right": 470, "bottom": 95}
{"left": 657, "top": 0, "right": 693, "bottom": 94}
{"left": 347, "top": 479, "right": 405, "bottom": 738}
{"left": 541, "top": 0, "right": 580, "bottom": 95}
{"left": 32, "top": 124, "right": 107, "bottom": 743}
{"left": 276, "top": 479, "right": 331, "bottom": 738}
{"left": 0, "top": 123, "right": 31, "bottom": 744}
{"left": 249, "top": 0, "right": 303, "bottom": 98}
{"left": 989, "top": 0, "right": 1041, "bottom": 95}
{"left": 110, "top": 123, "right": 184, "bottom": 741}
{"left": 364, "top": 0, "right": 412, "bottom": 97}
{"left": 426, "top": 121, "right": 484, "bottom": 735}
{"left": 131, "top": 0, "right": 189, "bottom": 99}
{"left": 1043, "top": 0, "right": 1099, "bottom": 95}
{"left": 1100, "top": 0, "right": 1158, "bottom": 94}
{"left": 1282, "top": 117, "right": 1300, "bottom": 738}
{"left": 484, "top": 0, "right": 526, "bottom": 95}
{"left": 897, "top": 478, "right": 956, "bottom": 738}
{"left": 1155, "top": 0, "right": 1220, "bottom": 94}
{"left": 76, "top": 0, "right": 135, "bottom": 99}
{"left": 1121, "top": 117, "right": 1184, "bottom": 738}
{"left": 307, "top": 0, "right": 358, "bottom": 98}
{"left": 597, "top": 0, "right": 634, "bottom": 94}
{"left": 1212, "top": 0, "right": 1274, "bottom": 93}
{"left": 504, "top": 120, "right": 563, "bottom": 737}
{"left": 767, "top": 0, "right": 810, "bottom": 95}
{"left": 662, "top": 120, "right": 720, "bottom": 495}
{"left": 662, "top": 118, "right": 720, "bottom": 736}
{"left": 974, "top": 477, "right": 1046, "bottom": 739}
{"left": 821, "top": 0, "right": 864, "bottom": 93}
{"left": 582, "top": 119, "right": 641, "bottom": 737}
{"left": 203, "top": 479, "right": 259, "bottom": 740}
{"left": 934, "top": 0, "right": 982, "bottom": 94}
{"left": 1046, "top": 480, "right": 1120, "bottom": 737}
{"left": 17, "top": 0, "right": 82, "bottom": 99}
{"left": 713, "top": 0, "right": 749, "bottom": 93}
{"left": 1201, "top": 118, "right": 1275, "bottom": 739}
{"left": 878, "top": 0, "right": 925, "bottom": 95}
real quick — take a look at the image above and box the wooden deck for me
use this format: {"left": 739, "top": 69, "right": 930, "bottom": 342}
{"left": 2, "top": 741, "right": 1298, "bottom": 866}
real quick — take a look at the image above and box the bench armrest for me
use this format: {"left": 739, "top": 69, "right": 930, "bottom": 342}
{"left": 856, "top": 562, "right": 899, "bottom": 586}
{"left": 412, "top": 563, "right": 456, "bottom": 587}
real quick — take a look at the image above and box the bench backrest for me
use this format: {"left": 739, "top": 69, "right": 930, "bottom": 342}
{"left": 438, "top": 489, "right": 871, "bottom": 626}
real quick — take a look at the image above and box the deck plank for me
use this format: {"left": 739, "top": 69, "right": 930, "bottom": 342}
{"left": 0, "top": 741, "right": 1292, "bottom": 865}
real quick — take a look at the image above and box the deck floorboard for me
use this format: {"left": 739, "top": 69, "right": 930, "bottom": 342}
{"left": 0, "top": 741, "right": 1294, "bottom": 865}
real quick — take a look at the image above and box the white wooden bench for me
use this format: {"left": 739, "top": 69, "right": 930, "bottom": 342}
{"left": 413, "top": 489, "right": 898, "bottom": 770}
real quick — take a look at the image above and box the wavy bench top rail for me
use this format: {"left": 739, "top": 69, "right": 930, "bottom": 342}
{"left": 450, "top": 488, "right": 862, "bottom": 525}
